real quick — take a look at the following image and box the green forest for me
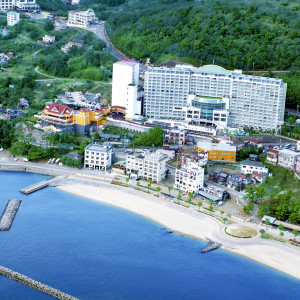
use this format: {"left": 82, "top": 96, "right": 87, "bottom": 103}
{"left": 108, "top": 0, "right": 299, "bottom": 70}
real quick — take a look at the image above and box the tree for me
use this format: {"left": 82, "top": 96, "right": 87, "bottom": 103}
{"left": 147, "top": 182, "right": 152, "bottom": 189}
{"left": 265, "top": 218, "right": 271, "bottom": 230}
{"left": 278, "top": 224, "right": 285, "bottom": 231}
{"left": 223, "top": 217, "right": 228, "bottom": 224}
{"left": 220, "top": 210, "right": 224, "bottom": 217}
{"left": 208, "top": 205, "right": 213, "bottom": 214}
{"left": 168, "top": 185, "right": 173, "bottom": 195}
{"left": 126, "top": 177, "right": 129, "bottom": 185}
{"left": 197, "top": 201, "right": 202, "bottom": 211}
{"left": 292, "top": 230, "right": 298, "bottom": 240}
{"left": 188, "top": 192, "right": 193, "bottom": 199}
{"left": 260, "top": 229, "right": 265, "bottom": 237}
{"left": 243, "top": 202, "right": 254, "bottom": 214}
{"left": 156, "top": 186, "right": 161, "bottom": 196}
{"left": 136, "top": 181, "right": 140, "bottom": 187}
{"left": 177, "top": 194, "right": 181, "bottom": 204}
{"left": 280, "top": 231, "right": 284, "bottom": 241}
{"left": 187, "top": 198, "right": 192, "bottom": 207}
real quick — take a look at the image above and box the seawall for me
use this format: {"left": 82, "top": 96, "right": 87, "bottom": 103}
{"left": 0, "top": 200, "right": 22, "bottom": 231}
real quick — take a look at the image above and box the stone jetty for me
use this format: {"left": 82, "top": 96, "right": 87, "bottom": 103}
{"left": 0, "top": 266, "right": 78, "bottom": 300}
{"left": 201, "top": 238, "right": 222, "bottom": 253}
{"left": 0, "top": 200, "right": 21, "bottom": 231}
{"left": 20, "top": 176, "right": 66, "bottom": 194}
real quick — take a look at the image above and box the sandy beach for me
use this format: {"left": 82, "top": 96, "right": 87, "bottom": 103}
{"left": 57, "top": 182, "right": 300, "bottom": 280}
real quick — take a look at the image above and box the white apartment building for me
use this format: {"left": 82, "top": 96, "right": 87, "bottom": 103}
{"left": 277, "top": 149, "right": 300, "bottom": 170}
{"left": 240, "top": 159, "right": 268, "bottom": 175}
{"left": 126, "top": 151, "right": 167, "bottom": 183}
{"left": 111, "top": 58, "right": 142, "bottom": 120}
{"left": 84, "top": 144, "right": 112, "bottom": 171}
{"left": 144, "top": 64, "right": 286, "bottom": 131}
{"left": 0, "top": 0, "right": 14, "bottom": 11}
{"left": 42, "top": 35, "right": 55, "bottom": 44}
{"left": 7, "top": 11, "right": 19, "bottom": 26}
{"left": 67, "top": 9, "right": 97, "bottom": 28}
{"left": 174, "top": 161, "right": 204, "bottom": 194}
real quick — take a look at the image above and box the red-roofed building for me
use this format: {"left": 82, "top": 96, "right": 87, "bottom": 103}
{"left": 267, "top": 149, "right": 279, "bottom": 164}
{"left": 251, "top": 172, "right": 266, "bottom": 183}
{"left": 249, "top": 139, "right": 263, "bottom": 148}
{"left": 41, "top": 103, "right": 74, "bottom": 132}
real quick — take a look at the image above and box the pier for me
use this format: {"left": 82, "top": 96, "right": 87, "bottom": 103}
{"left": 20, "top": 176, "right": 65, "bottom": 194}
{"left": 0, "top": 200, "right": 21, "bottom": 231}
{"left": 201, "top": 238, "right": 222, "bottom": 253}
{"left": 0, "top": 266, "right": 78, "bottom": 300}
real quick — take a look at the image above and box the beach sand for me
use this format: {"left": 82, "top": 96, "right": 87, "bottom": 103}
{"left": 57, "top": 183, "right": 300, "bottom": 280}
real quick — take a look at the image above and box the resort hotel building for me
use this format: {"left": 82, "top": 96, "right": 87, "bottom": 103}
{"left": 174, "top": 161, "right": 204, "bottom": 194}
{"left": 143, "top": 64, "right": 286, "bottom": 131}
{"left": 67, "top": 9, "right": 97, "bottom": 28}
{"left": 84, "top": 144, "right": 113, "bottom": 171}
{"left": 126, "top": 151, "right": 167, "bottom": 183}
{"left": 0, "top": 0, "right": 39, "bottom": 12}
{"left": 111, "top": 58, "right": 143, "bottom": 120}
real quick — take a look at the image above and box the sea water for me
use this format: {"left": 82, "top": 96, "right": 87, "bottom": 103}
{"left": 0, "top": 171, "right": 299, "bottom": 300}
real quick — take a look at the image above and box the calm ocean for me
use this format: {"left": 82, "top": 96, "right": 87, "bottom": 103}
{"left": 0, "top": 171, "right": 299, "bottom": 300}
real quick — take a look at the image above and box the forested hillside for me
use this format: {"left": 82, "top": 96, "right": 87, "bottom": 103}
{"left": 108, "top": 0, "right": 299, "bottom": 71}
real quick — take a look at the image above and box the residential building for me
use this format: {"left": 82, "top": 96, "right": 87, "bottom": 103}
{"left": 266, "top": 149, "right": 279, "bottom": 164}
{"left": 84, "top": 144, "right": 112, "bottom": 171}
{"left": 174, "top": 161, "right": 204, "bottom": 194}
{"left": 155, "top": 149, "right": 175, "bottom": 161}
{"left": 249, "top": 139, "right": 263, "bottom": 148}
{"left": 111, "top": 58, "right": 142, "bottom": 119}
{"left": 144, "top": 64, "right": 286, "bottom": 131}
{"left": 0, "top": 53, "right": 9, "bottom": 64}
{"left": 277, "top": 149, "right": 300, "bottom": 170}
{"left": 126, "top": 151, "right": 167, "bottom": 183}
{"left": 7, "top": 11, "right": 19, "bottom": 26}
{"left": 42, "top": 35, "right": 56, "bottom": 45}
{"left": 66, "top": 152, "right": 83, "bottom": 160}
{"left": 251, "top": 172, "right": 267, "bottom": 184}
{"left": 7, "top": 109, "right": 25, "bottom": 119}
{"left": 196, "top": 142, "right": 236, "bottom": 162}
{"left": 297, "top": 140, "right": 300, "bottom": 151}
{"left": 67, "top": 9, "right": 97, "bottom": 28}
{"left": 226, "top": 174, "right": 244, "bottom": 191}
{"left": 61, "top": 39, "right": 84, "bottom": 53}
{"left": 240, "top": 159, "right": 268, "bottom": 175}
{"left": 164, "top": 129, "right": 186, "bottom": 145}
{"left": 0, "top": 0, "right": 14, "bottom": 11}
{"left": 18, "top": 98, "right": 29, "bottom": 109}
{"left": 209, "top": 168, "right": 228, "bottom": 184}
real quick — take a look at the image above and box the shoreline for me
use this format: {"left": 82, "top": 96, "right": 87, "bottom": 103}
{"left": 57, "top": 182, "right": 300, "bottom": 281}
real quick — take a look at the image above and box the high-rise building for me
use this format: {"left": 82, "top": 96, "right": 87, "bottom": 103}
{"left": 144, "top": 64, "right": 286, "bottom": 131}
{"left": 7, "top": 11, "right": 19, "bottom": 26}
{"left": 111, "top": 59, "right": 143, "bottom": 119}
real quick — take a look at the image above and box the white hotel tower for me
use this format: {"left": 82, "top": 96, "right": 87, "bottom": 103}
{"left": 111, "top": 58, "right": 142, "bottom": 119}
{"left": 144, "top": 64, "right": 286, "bottom": 131}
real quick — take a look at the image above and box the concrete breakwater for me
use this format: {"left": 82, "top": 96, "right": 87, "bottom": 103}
{"left": 0, "top": 200, "right": 21, "bottom": 231}
{"left": 20, "top": 176, "right": 66, "bottom": 195}
{"left": 0, "top": 266, "right": 79, "bottom": 300}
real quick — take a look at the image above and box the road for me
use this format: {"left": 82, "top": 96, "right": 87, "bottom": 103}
{"left": 285, "top": 108, "right": 300, "bottom": 117}
{"left": 87, "top": 23, "right": 127, "bottom": 60}
{"left": 204, "top": 180, "right": 247, "bottom": 206}
{"left": 34, "top": 67, "right": 112, "bottom": 85}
